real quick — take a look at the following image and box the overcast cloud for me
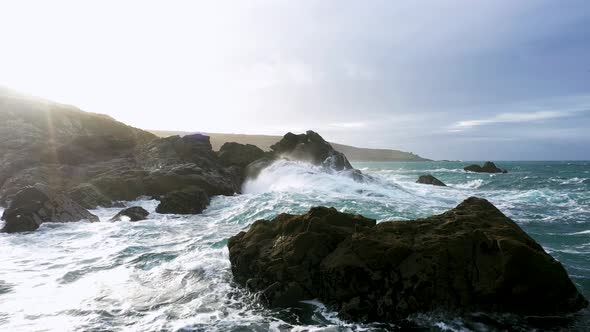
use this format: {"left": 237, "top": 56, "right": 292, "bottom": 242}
{"left": 1, "top": 0, "right": 589, "bottom": 160}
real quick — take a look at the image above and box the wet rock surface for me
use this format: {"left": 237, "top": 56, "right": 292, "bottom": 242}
{"left": 1, "top": 184, "right": 99, "bottom": 233}
{"left": 270, "top": 131, "right": 353, "bottom": 171}
{"left": 110, "top": 206, "right": 149, "bottom": 222}
{"left": 228, "top": 197, "right": 588, "bottom": 322}
{"left": 416, "top": 174, "right": 446, "bottom": 186}
{"left": 155, "top": 187, "right": 210, "bottom": 215}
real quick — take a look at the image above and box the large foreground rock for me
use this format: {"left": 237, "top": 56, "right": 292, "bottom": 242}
{"left": 1, "top": 184, "right": 99, "bottom": 233}
{"left": 228, "top": 198, "right": 587, "bottom": 322}
{"left": 464, "top": 161, "right": 507, "bottom": 173}
{"left": 416, "top": 174, "right": 446, "bottom": 186}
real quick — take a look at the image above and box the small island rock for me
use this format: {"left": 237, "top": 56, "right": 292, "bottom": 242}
{"left": 110, "top": 206, "right": 149, "bottom": 222}
{"left": 464, "top": 161, "right": 507, "bottom": 173}
{"left": 416, "top": 174, "right": 446, "bottom": 186}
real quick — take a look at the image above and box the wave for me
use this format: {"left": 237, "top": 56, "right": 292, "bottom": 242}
{"left": 453, "top": 179, "right": 485, "bottom": 189}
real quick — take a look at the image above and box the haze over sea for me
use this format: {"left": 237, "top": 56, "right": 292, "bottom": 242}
{"left": 1, "top": 160, "right": 589, "bottom": 331}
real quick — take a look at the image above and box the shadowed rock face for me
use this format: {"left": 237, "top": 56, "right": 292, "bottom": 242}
{"left": 228, "top": 197, "right": 588, "bottom": 322}
{"left": 464, "top": 161, "right": 507, "bottom": 173}
{"left": 0, "top": 100, "right": 244, "bottom": 212}
{"left": 416, "top": 174, "right": 446, "bottom": 186}
{"left": 155, "top": 187, "right": 210, "bottom": 215}
{"left": 217, "top": 142, "right": 267, "bottom": 168}
{"left": 270, "top": 131, "right": 353, "bottom": 171}
{"left": 245, "top": 131, "right": 363, "bottom": 181}
{"left": 110, "top": 206, "right": 149, "bottom": 222}
{"left": 1, "top": 184, "right": 99, "bottom": 233}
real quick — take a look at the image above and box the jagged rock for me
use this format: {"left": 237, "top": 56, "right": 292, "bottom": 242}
{"left": 416, "top": 174, "right": 446, "bottom": 186}
{"left": 228, "top": 197, "right": 587, "bottom": 322}
{"left": 1, "top": 184, "right": 99, "bottom": 233}
{"left": 217, "top": 142, "right": 266, "bottom": 168}
{"left": 155, "top": 187, "right": 210, "bottom": 215}
{"left": 464, "top": 161, "right": 507, "bottom": 173}
{"left": 68, "top": 183, "right": 120, "bottom": 209}
{"left": 270, "top": 131, "right": 353, "bottom": 171}
{"left": 110, "top": 206, "right": 149, "bottom": 222}
{"left": 0, "top": 101, "right": 243, "bottom": 211}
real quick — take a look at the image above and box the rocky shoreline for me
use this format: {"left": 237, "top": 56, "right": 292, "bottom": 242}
{"left": 0, "top": 102, "right": 586, "bottom": 324}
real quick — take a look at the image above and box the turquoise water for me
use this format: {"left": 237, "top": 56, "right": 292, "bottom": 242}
{"left": 0, "top": 160, "right": 588, "bottom": 331}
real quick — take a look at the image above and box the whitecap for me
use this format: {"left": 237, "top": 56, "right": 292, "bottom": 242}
{"left": 453, "top": 179, "right": 484, "bottom": 190}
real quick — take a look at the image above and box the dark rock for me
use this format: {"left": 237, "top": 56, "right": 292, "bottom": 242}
{"left": 270, "top": 131, "right": 353, "bottom": 171}
{"left": 0, "top": 102, "right": 243, "bottom": 211}
{"left": 155, "top": 187, "right": 210, "bottom": 214}
{"left": 416, "top": 174, "right": 446, "bottom": 186}
{"left": 110, "top": 206, "right": 149, "bottom": 222}
{"left": 464, "top": 161, "right": 507, "bottom": 173}
{"left": 228, "top": 197, "right": 587, "bottom": 322}
{"left": 67, "top": 183, "right": 115, "bottom": 209}
{"left": 1, "top": 184, "right": 99, "bottom": 233}
{"left": 217, "top": 142, "right": 266, "bottom": 168}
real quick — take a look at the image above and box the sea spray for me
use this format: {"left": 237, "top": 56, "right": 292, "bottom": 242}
{"left": 0, "top": 161, "right": 589, "bottom": 331}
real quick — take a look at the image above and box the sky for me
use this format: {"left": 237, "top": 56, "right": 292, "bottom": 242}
{"left": 1, "top": 0, "right": 589, "bottom": 160}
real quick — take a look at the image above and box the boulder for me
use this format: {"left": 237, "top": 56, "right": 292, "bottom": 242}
{"left": 464, "top": 161, "right": 507, "bottom": 173}
{"left": 270, "top": 131, "right": 353, "bottom": 171}
{"left": 155, "top": 187, "right": 210, "bottom": 214}
{"left": 110, "top": 206, "right": 149, "bottom": 222}
{"left": 1, "top": 184, "right": 99, "bottom": 233}
{"left": 217, "top": 142, "right": 266, "bottom": 167}
{"left": 228, "top": 197, "right": 587, "bottom": 322}
{"left": 416, "top": 174, "right": 446, "bottom": 186}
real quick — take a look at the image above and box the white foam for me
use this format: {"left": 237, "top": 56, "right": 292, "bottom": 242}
{"left": 453, "top": 179, "right": 484, "bottom": 189}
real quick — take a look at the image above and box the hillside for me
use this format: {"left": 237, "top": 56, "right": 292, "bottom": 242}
{"left": 150, "top": 130, "right": 429, "bottom": 161}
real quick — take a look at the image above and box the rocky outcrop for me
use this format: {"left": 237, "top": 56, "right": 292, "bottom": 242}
{"left": 270, "top": 131, "right": 353, "bottom": 171}
{"left": 110, "top": 206, "right": 149, "bottom": 222}
{"left": 464, "top": 161, "right": 507, "bottom": 173}
{"left": 155, "top": 187, "right": 210, "bottom": 215}
{"left": 244, "top": 131, "right": 365, "bottom": 181}
{"left": 0, "top": 97, "right": 244, "bottom": 214}
{"left": 228, "top": 197, "right": 587, "bottom": 322}
{"left": 1, "top": 184, "right": 99, "bottom": 233}
{"left": 217, "top": 142, "right": 266, "bottom": 168}
{"left": 416, "top": 174, "right": 446, "bottom": 186}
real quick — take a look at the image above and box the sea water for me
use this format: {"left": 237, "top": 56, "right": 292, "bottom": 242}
{"left": 0, "top": 161, "right": 589, "bottom": 331}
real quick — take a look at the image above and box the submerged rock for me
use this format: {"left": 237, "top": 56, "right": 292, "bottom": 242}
{"left": 1, "top": 184, "right": 99, "bottom": 233}
{"left": 464, "top": 161, "right": 507, "bottom": 173}
{"left": 155, "top": 187, "right": 210, "bottom": 215}
{"left": 416, "top": 174, "right": 446, "bottom": 186}
{"left": 228, "top": 197, "right": 587, "bottom": 322}
{"left": 110, "top": 206, "right": 149, "bottom": 222}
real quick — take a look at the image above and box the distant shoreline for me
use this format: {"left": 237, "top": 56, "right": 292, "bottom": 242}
{"left": 149, "top": 130, "right": 431, "bottom": 162}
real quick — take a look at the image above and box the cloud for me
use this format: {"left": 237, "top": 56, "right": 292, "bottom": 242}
{"left": 449, "top": 110, "right": 570, "bottom": 132}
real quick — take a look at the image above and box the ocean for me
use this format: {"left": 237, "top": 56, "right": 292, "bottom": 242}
{"left": 1, "top": 161, "right": 589, "bottom": 331}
